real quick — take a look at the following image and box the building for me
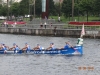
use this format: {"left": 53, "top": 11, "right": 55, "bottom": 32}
{"left": 2, "top": 0, "right": 21, "bottom": 3}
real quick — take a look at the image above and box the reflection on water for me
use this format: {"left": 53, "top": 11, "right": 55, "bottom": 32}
{"left": 0, "top": 34, "right": 100, "bottom": 75}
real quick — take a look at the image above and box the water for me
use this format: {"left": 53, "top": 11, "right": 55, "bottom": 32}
{"left": 0, "top": 34, "right": 100, "bottom": 75}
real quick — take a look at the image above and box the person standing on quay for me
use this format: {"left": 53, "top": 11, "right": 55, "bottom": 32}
{"left": 44, "top": 22, "right": 47, "bottom": 29}
{"left": 58, "top": 16, "right": 60, "bottom": 22}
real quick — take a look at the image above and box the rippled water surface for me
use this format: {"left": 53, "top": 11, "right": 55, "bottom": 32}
{"left": 0, "top": 34, "right": 100, "bottom": 75}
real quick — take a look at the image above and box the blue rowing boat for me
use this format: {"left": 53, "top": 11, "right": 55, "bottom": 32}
{"left": 0, "top": 24, "right": 85, "bottom": 55}
{"left": 0, "top": 46, "right": 83, "bottom": 55}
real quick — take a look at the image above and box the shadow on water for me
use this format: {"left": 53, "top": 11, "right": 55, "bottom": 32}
{"left": 62, "top": 55, "right": 83, "bottom": 59}
{"left": 0, "top": 53, "right": 84, "bottom": 56}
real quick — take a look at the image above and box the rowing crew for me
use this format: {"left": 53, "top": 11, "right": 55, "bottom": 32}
{"left": 0, "top": 42, "right": 72, "bottom": 52}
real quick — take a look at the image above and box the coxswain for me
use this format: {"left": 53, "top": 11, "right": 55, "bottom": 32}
{"left": 77, "top": 38, "right": 83, "bottom": 46}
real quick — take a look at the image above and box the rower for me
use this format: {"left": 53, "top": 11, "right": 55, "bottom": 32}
{"left": 33, "top": 44, "right": 44, "bottom": 50}
{"left": 10, "top": 43, "right": 20, "bottom": 53}
{"left": 46, "top": 43, "right": 55, "bottom": 50}
{"left": 22, "top": 43, "right": 30, "bottom": 51}
{"left": 1, "top": 43, "right": 9, "bottom": 53}
{"left": 0, "top": 43, "right": 3, "bottom": 49}
{"left": 64, "top": 42, "right": 71, "bottom": 49}
{"left": 59, "top": 42, "right": 71, "bottom": 50}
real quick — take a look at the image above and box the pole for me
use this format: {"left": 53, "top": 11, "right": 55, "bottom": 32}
{"left": 7, "top": 0, "right": 9, "bottom": 20}
{"left": 87, "top": 10, "right": 88, "bottom": 22}
{"left": 46, "top": 0, "right": 49, "bottom": 19}
{"left": 29, "top": 0, "right": 30, "bottom": 16}
{"left": 34, "top": 0, "right": 35, "bottom": 18}
{"left": 77, "top": 0, "right": 79, "bottom": 21}
{"left": 72, "top": 0, "right": 74, "bottom": 21}
{"left": 10, "top": 0, "right": 12, "bottom": 20}
{"left": 59, "top": 0, "right": 60, "bottom": 16}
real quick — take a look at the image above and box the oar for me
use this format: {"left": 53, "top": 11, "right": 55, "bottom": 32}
{"left": 71, "top": 46, "right": 79, "bottom": 52}
{"left": 66, "top": 42, "right": 79, "bottom": 53}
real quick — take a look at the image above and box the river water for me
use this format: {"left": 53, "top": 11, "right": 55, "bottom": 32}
{"left": 0, "top": 34, "right": 100, "bottom": 75}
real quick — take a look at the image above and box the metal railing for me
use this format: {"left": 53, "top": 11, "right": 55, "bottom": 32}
{"left": 1, "top": 23, "right": 100, "bottom": 30}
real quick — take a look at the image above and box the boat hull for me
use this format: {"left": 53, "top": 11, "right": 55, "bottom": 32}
{"left": 0, "top": 46, "right": 83, "bottom": 55}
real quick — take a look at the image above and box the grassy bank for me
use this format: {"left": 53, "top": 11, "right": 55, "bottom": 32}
{"left": 50, "top": 16, "right": 100, "bottom": 23}
{"left": 1, "top": 16, "right": 99, "bottom": 24}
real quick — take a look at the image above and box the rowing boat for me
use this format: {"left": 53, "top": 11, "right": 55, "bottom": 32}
{"left": 0, "top": 46, "right": 83, "bottom": 55}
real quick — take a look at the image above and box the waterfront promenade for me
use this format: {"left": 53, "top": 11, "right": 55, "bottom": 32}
{"left": 1, "top": 19, "right": 100, "bottom": 38}
{"left": 0, "top": 24, "right": 100, "bottom": 38}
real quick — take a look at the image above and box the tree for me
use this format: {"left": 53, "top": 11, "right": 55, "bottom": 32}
{"left": 10, "top": 2, "right": 20, "bottom": 16}
{"left": 61, "top": 0, "right": 72, "bottom": 18}
{"left": 0, "top": 5, "right": 8, "bottom": 16}
{"left": 49, "top": 0, "right": 56, "bottom": 16}
{"left": 93, "top": 0, "right": 100, "bottom": 16}
{"left": 19, "top": 0, "right": 29, "bottom": 16}
{"left": 78, "top": 0, "right": 94, "bottom": 21}
{"left": 55, "top": 3, "right": 59, "bottom": 15}
{"left": 35, "top": 0, "right": 42, "bottom": 17}
{"left": 29, "top": 0, "right": 34, "bottom": 15}
{"left": 74, "top": 0, "right": 80, "bottom": 16}
{"left": 0, "top": 4, "right": 3, "bottom": 15}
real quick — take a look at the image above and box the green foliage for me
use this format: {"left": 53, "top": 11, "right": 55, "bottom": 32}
{"left": 61, "top": 0, "right": 72, "bottom": 18}
{"left": 78, "top": 0, "right": 93, "bottom": 12}
{"left": 35, "top": 0, "right": 42, "bottom": 17}
{"left": 0, "top": 4, "right": 2, "bottom": 15}
{"left": 55, "top": 3, "right": 59, "bottom": 15}
{"left": 93, "top": 0, "right": 100, "bottom": 16}
{"left": 10, "top": 2, "right": 20, "bottom": 16}
{"left": 0, "top": 5, "right": 7, "bottom": 16}
{"left": 0, "top": 0, "right": 100, "bottom": 21}
{"left": 19, "top": 0, "right": 29, "bottom": 16}
{"left": 49, "top": 0, "right": 56, "bottom": 16}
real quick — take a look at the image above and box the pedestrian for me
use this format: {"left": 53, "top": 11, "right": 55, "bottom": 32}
{"left": 40, "top": 23, "right": 43, "bottom": 29}
{"left": 58, "top": 16, "right": 60, "bottom": 22}
{"left": 54, "top": 27, "right": 57, "bottom": 35}
{"left": 44, "top": 22, "right": 47, "bottom": 29}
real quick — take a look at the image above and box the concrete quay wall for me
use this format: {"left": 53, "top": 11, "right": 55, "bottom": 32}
{"left": 0, "top": 27, "right": 100, "bottom": 38}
